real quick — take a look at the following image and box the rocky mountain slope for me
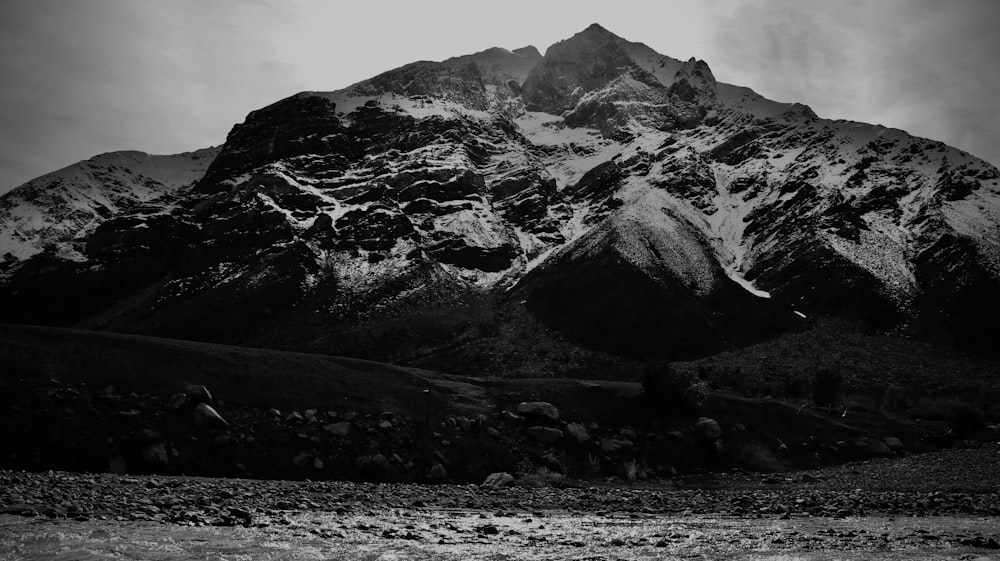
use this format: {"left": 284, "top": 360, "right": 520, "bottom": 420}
{"left": 1, "top": 24, "right": 998, "bottom": 365}
{"left": 0, "top": 147, "right": 219, "bottom": 262}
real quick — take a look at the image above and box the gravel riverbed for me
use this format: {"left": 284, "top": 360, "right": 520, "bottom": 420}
{"left": 2, "top": 446, "right": 999, "bottom": 559}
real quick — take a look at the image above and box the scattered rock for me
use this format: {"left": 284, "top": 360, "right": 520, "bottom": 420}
{"left": 192, "top": 403, "right": 229, "bottom": 428}
{"left": 883, "top": 437, "right": 905, "bottom": 452}
{"left": 184, "top": 384, "right": 213, "bottom": 405}
{"left": 526, "top": 426, "right": 563, "bottom": 444}
{"left": 168, "top": 393, "right": 188, "bottom": 410}
{"left": 356, "top": 454, "right": 392, "bottom": 480}
{"left": 139, "top": 443, "right": 169, "bottom": 466}
{"left": 133, "top": 428, "right": 164, "bottom": 445}
{"left": 600, "top": 438, "right": 633, "bottom": 454}
{"left": 694, "top": 417, "right": 722, "bottom": 441}
{"left": 323, "top": 421, "right": 351, "bottom": 437}
{"left": 292, "top": 452, "right": 315, "bottom": 469}
{"left": 860, "top": 437, "right": 892, "bottom": 456}
{"left": 565, "top": 422, "right": 590, "bottom": 443}
{"left": 429, "top": 463, "right": 448, "bottom": 480}
{"left": 516, "top": 402, "right": 559, "bottom": 422}
{"left": 500, "top": 410, "right": 523, "bottom": 424}
{"left": 482, "top": 472, "right": 515, "bottom": 487}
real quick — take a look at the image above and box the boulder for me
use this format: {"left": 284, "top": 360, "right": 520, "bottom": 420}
{"left": 864, "top": 437, "right": 892, "bottom": 456}
{"left": 323, "top": 421, "right": 351, "bottom": 437}
{"left": 695, "top": 417, "right": 722, "bottom": 441}
{"left": 133, "top": 428, "right": 164, "bottom": 445}
{"left": 168, "top": 393, "right": 188, "bottom": 410}
{"left": 526, "top": 426, "right": 563, "bottom": 444}
{"left": 565, "top": 422, "right": 590, "bottom": 443}
{"left": 600, "top": 438, "right": 633, "bottom": 454}
{"left": 516, "top": 402, "right": 559, "bottom": 422}
{"left": 192, "top": 403, "right": 229, "bottom": 428}
{"left": 429, "top": 463, "right": 448, "bottom": 480}
{"left": 500, "top": 410, "right": 523, "bottom": 424}
{"left": 292, "top": 452, "right": 315, "bottom": 469}
{"left": 482, "top": 472, "right": 515, "bottom": 487}
{"left": 356, "top": 454, "right": 392, "bottom": 480}
{"left": 883, "top": 436, "right": 905, "bottom": 452}
{"left": 537, "top": 451, "right": 564, "bottom": 473}
{"left": 184, "top": 384, "right": 213, "bottom": 405}
{"left": 140, "top": 443, "right": 169, "bottom": 467}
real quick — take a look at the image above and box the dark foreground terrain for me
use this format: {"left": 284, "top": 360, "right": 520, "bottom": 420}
{"left": 3, "top": 324, "right": 999, "bottom": 558}
{"left": 2, "top": 447, "right": 1000, "bottom": 559}
{"left": 5, "top": 323, "right": 998, "bottom": 484}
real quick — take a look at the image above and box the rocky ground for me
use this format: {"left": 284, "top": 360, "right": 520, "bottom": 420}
{"left": 3, "top": 446, "right": 1000, "bottom": 525}
{"left": 4, "top": 369, "right": 967, "bottom": 486}
{"left": 2, "top": 447, "right": 1000, "bottom": 559}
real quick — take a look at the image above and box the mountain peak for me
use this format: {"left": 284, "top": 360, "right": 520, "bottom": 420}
{"left": 521, "top": 25, "right": 637, "bottom": 113}
{"left": 582, "top": 22, "right": 612, "bottom": 34}
{"left": 512, "top": 45, "right": 542, "bottom": 59}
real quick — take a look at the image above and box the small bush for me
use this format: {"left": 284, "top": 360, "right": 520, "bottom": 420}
{"left": 732, "top": 440, "right": 785, "bottom": 473}
{"left": 811, "top": 368, "right": 843, "bottom": 408}
{"left": 784, "top": 377, "right": 808, "bottom": 399}
{"left": 908, "top": 398, "right": 986, "bottom": 437}
{"left": 516, "top": 467, "right": 579, "bottom": 488}
{"left": 951, "top": 404, "right": 986, "bottom": 437}
{"left": 622, "top": 458, "right": 647, "bottom": 482}
{"left": 643, "top": 363, "right": 708, "bottom": 416}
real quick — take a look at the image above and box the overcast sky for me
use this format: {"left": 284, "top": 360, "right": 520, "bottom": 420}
{"left": 2, "top": 0, "right": 999, "bottom": 193}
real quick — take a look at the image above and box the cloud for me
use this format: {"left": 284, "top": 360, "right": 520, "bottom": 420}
{"left": 0, "top": 0, "right": 304, "bottom": 191}
{"left": 2, "top": 0, "right": 997, "bottom": 194}
{"left": 704, "top": 0, "right": 1000, "bottom": 165}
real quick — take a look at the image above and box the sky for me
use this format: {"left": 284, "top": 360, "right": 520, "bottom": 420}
{"left": 2, "top": 0, "right": 999, "bottom": 193}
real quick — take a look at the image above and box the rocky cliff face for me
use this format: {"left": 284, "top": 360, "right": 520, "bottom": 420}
{"left": 2, "top": 24, "right": 998, "bottom": 364}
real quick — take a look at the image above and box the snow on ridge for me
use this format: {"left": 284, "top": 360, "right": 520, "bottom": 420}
{"left": 824, "top": 212, "right": 918, "bottom": 305}
{"left": 0, "top": 147, "right": 219, "bottom": 261}
{"left": 942, "top": 192, "right": 1000, "bottom": 278}
{"left": 715, "top": 83, "right": 814, "bottom": 122}
{"left": 704, "top": 168, "right": 770, "bottom": 298}
{"left": 513, "top": 111, "right": 619, "bottom": 189}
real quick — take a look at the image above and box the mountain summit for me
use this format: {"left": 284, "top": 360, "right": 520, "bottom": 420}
{"left": 2, "top": 25, "right": 998, "bottom": 370}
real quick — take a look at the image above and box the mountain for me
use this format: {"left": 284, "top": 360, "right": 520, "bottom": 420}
{"left": 1, "top": 24, "right": 998, "bottom": 369}
{"left": 0, "top": 147, "right": 220, "bottom": 262}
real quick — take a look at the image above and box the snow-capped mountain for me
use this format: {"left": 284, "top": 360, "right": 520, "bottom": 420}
{"left": 2, "top": 24, "right": 998, "bottom": 364}
{"left": 0, "top": 147, "right": 220, "bottom": 263}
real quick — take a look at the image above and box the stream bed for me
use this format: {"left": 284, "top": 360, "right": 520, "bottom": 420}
{"left": 3, "top": 510, "right": 999, "bottom": 560}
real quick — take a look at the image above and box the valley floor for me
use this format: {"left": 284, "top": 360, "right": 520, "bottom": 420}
{"left": 2, "top": 510, "right": 999, "bottom": 560}
{"left": 2, "top": 447, "right": 1000, "bottom": 560}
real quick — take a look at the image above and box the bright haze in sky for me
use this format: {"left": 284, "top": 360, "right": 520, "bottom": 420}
{"left": 2, "top": 0, "right": 999, "bottom": 193}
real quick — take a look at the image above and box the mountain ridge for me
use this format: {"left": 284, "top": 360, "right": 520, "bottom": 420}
{"left": 1, "top": 24, "right": 998, "bottom": 367}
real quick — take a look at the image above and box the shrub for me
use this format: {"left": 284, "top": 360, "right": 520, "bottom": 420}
{"left": 811, "top": 368, "right": 843, "bottom": 408}
{"left": 731, "top": 440, "right": 785, "bottom": 473}
{"left": 907, "top": 398, "right": 985, "bottom": 437}
{"left": 951, "top": 404, "right": 986, "bottom": 437}
{"left": 516, "top": 467, "right": 581, "bottom": 488}
{"left": 642, "top": 362, "right": 708, "bottom": 416}
{"left": 622, "top": 458, "right": 646, "bottom": 482}
{"left": 784, "top": 377, "right": 808, "bottom": 399}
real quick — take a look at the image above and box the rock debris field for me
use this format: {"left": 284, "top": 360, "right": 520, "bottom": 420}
{"left": 2, "top": 445, "right": 1000, "bottom": 559}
